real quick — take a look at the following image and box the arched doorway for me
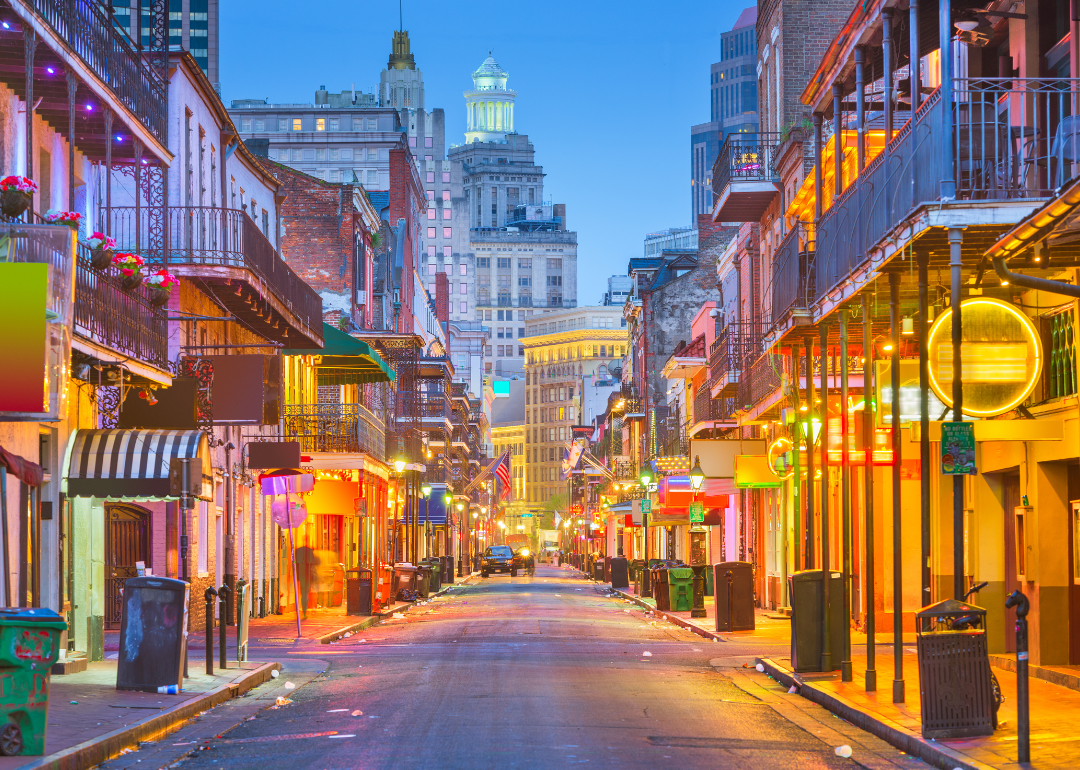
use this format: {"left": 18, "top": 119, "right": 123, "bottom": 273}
{"left": 104, "top": 504, "right": 150, "bottom": 629}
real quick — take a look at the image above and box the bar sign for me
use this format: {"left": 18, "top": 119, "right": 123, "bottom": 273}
{"left": 689, "top": 502, "right": 704, "bottom": 523}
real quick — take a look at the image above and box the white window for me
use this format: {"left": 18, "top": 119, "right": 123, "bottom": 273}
{"left": 316, "top": 118, "right": 326, "bottom": 131}
{"left": 253, "top": 119, "right": 264, "bottom": 131}
{"left": 240, "top": 118, "right": 251, "bottom": 131}
{"left": 368, "top": 148, "right": 379, "bottom": 161}
{"left": 316, "top": 148, "right": 326, "bottom": 161}
{"left": 460, "top": 302, "right": 467, "bottom": 313}
{"left": 292, "top": 118, "right": 302, "bottom": 131}
{"left": 329, "top": 118, "right": 340, "bottom": 131}
{"left": 329, "top": 148, "right": 339, "bottom": 161}
{"left": 329, "top": 169, "right": 341, "bottom": 182}
{"left": 292, "top": 149, "right": 302, "bottom": 161}
{"left": 366, "top": 118, "right": 377, "bottom": 130}
{"left": 366, "top": 169, "right": 377, "bottom": 184}
{"left": 278, "top": 118, "right": 287, "bottom": 131}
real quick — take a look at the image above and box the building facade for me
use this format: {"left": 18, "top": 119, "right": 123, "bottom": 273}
{"left": 522, "top": 306, "right": 627, "bottom": 507}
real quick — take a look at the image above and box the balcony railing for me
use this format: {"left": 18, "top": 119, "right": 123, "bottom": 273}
{"left": 26, "top": 0, "right": 167, "bottom": 142}
{"left": 73, "top": 241, "right": 168, "bottom": 370}
{"left": 104, "top": 206, "right": 322, "bottom": 335}
{"left": 770, "top": 222, "right": 815, "bottom": 327}
{"left": 708, "top": 322, "right": 760, "bottom": 393}
{"left": 814, "top": 79, "right": 1080, "bottom": 306}
{"left": 693, "top": 386, "right": 736, "bottom": 425}
{"left": 283, "top": 403, "right": 387, "bottom": 459}
{"left": 712, "top": 133, "right": 782, "bottom": 197}
{"left": 738, "top": 354, "right": 783, "bottom": 411}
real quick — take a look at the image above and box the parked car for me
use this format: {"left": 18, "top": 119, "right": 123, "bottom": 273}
{"left": 481, "top": 545, "right": 516, "bottom": 577}
{"left": 513, "top": 547, "right": 536, "bottom": 576}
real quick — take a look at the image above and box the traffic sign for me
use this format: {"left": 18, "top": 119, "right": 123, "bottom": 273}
{"left": 641, "top": 498, "right": 651, "bottom": 515}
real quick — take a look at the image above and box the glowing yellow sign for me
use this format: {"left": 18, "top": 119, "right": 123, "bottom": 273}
{"left": 767, "top": 437, "right": 794, "bottom": 480}
{"left": 927, "top": 298, "right": 1042, "bottom": 417}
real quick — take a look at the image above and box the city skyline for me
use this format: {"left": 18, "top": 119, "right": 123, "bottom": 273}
{"left": 220, "top": 1, "right": 746, "bottom": 303}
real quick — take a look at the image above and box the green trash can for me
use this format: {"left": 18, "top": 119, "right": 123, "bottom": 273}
{"left": 423, "top": 558, "right": 441, "bottom": 592}
{"left": 0, "top": 608, "right": 67, "bottom": 756}
{"left": 667, "top": 567, "right": 694, "bottom": 612}
{"left": 416, "top": 564, "right": 432, "bottom": 598}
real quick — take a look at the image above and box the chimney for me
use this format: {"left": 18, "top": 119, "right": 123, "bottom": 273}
{"left": 435, "top": 272, "right": 450, "bottom": 330}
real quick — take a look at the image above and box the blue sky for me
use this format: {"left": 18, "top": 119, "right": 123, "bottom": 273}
{"left": 220, "top": 1, "right": 748, "bottom": 305}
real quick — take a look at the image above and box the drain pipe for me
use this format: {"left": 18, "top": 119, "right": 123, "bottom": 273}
{"left": 992, "top": 257, "right": 1080, "bottom": 298}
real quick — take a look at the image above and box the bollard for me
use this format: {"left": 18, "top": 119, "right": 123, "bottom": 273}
{"left": 691, "top": 566, "right": 706, "bottom": 619}
{"left": 218, "top": 584, "right": 232, "bottom": 671}
{"left": 724, "top": 570, "right": 735, "bottom": 633}
{"left": 1006, "top": 590, "right": 1030, "bottom": 764}
{"left": 204, "top": 586, "right": 217, "bottom": 676}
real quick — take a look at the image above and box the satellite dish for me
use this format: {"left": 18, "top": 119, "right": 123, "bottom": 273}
{"left": 271, "top": 498, "right": 308, "bottom": 529}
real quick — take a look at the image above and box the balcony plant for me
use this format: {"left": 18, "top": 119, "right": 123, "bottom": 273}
{"left": 0, "top": 176, "right": 37, "bottom": 218}
{"left": 145, "top": 268, "right": 179, "bottom": 307}
{"left": 112, "top": 252, "right": 145, "bottom": 291}
{"left": 86, "top": 232, "right": 117, "bottom": 270}
{"left": 45, "top": 209, "right": 83, "bottom": 230}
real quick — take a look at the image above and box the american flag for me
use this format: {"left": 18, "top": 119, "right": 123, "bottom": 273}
{"left": 495, "top": 450, "right": 512, "bottom": 500}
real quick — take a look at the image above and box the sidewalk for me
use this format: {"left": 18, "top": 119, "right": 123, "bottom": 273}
{"left": 603, "top": 577, "right": 1080, "bottom": 770}
{"left": 7, "top": 661, "right": 277, "bottom": 770}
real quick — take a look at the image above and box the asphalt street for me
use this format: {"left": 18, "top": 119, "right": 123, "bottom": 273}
{"left": 104, "top": 565, "right": 927, "bottom": 770}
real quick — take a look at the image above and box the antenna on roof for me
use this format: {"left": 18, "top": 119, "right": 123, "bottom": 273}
{"left": 399, "top": 0, "right": 403, "bottom": 32}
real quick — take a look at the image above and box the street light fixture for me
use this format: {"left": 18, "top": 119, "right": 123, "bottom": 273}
{"left": 421, "top": 483, "right": 432, "bottom": 498}
{"left": 689, "top": 456, "right": 705, "bottom": 491}
{"left": 444, "top": 491, "right": 453, "bottom": 505}
{"left": 393, "top": 456, "right": 407, "bottom": 474}
{"left": 456, "top": 502, "right": 464, "bottom": 512}
{"left": 639, "top": 462, "right": 654, "bottom": 487}
{"left": 472, "top": 511, "right": 479, "bottom": 519}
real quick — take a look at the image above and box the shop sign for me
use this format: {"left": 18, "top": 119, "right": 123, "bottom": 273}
{"left": 941, "top": 422, "right": 976, "bottom": 475}
{"left": 927, "top": 298, "right": 1042, "bottom": 417}
{"left": 640, "top": 498, "right": 651, "bottom": 515}
{"left": 570, "top": 504, "right": 583, "bottom": 515}
{"left": 689, "top": 502, "right": 704, "bottom": 523}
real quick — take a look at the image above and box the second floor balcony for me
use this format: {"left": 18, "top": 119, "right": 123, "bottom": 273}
{"left": 283, "top": 403, "right": 387, "bottom": 459}
{"left": 708, "top": 322, "right": 760, "bottom": 398}
{"left": 711, "top": 132, "right": 782, "bottom": 222}
{"left": 105, "top": 206, "right": 323, "bottom": 348}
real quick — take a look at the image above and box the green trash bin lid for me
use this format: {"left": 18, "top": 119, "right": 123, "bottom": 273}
{"left": 0, "top": 608, "right": 66, "bottom": 629}
{"left": 668, "top": 568, "right": 694, "bottom": 581}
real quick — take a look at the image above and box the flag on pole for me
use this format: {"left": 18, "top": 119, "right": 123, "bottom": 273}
{"left": 495, "top": 450, "right": 512, "bottom": 500}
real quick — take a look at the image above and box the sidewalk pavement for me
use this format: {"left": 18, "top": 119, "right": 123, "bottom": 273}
{"left": 6, "top": 661, "right": 277, "bottom": 770}
{"left": 603, "top": 577, "right": 1080, "bottom": 770}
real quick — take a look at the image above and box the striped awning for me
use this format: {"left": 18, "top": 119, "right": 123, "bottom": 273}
{"left": 64, "top": 429, "right": 213, "bottom": 500}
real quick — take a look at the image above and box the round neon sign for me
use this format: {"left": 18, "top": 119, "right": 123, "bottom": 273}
{"left": 767, "top": 437, "right": 794, "bottom": 480}
{"left": 926, "top": 298, "right": 1042, "bottom": 417}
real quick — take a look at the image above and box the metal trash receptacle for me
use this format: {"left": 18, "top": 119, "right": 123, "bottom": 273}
{"left": 610, "top": 557, "right": 629, "bottom": 589}
{"left": 788, "top": 570, "right": 844, "bottom": 672}
{"left": 593, "top": 560, "right": 605, "bottom": 582}
{"left": 667, "top": 567, "right": 694, "bottom": 611}
{"left": 116, "top": 577, "right": 189, "bottom": 693}
{"left": 713, "top": 562, "right": 755, "bottom": 632}
{"left": 651, "top": 566, "right": 670, "bottom": 610}
{"left": 442, "top": 555, "right": 454, "bottom": 585}
{"left": 0, "top": 608, "right": 66, "bottom": 755}
{"left": 347, "top": 568, "right": 373, "bottom": 616}
{"left": 916, "top": 599, "right": 995, "bottom": 739}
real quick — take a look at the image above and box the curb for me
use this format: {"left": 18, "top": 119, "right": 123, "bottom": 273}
{"left": 23, "top": 661, "right": 281, "bottom": 770}
{"left": 989, "top": 653, "right": 1080, "bottom": 694}
{"left": 612, "top": 588, "right": 724, "bottom": 642}
{"left": 317, "top": 578, "right": 476, "bottom": 644}
{"left": 755, "top": 657, "right": 994, "bottom": 770}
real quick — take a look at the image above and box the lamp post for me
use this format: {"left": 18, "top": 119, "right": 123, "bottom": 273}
{"left": 639, "top": 462, "right": 654, "bottom": 595}
{"left": 420, "top": 483, "right": 432, "bottom": 560}
{"left": 689, "top": 456, "right": 707, "bottom": 618}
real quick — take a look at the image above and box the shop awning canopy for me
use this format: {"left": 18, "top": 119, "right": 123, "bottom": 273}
{"left": 658, "top": 475, "right": 737, "bottom": 507}
{"left": 284, "top": 323, "right": 396, "bottom": 384}
{"left": 64, "top": 429, "right": 212, "bottom": 500}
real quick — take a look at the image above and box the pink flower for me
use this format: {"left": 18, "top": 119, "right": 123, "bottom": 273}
{"left": 0, "top": 176, "right": 38, "bottom": 193}
{"left": 147, "top": 268, "right": 179, "bottom": 290}
{"left": 87, "top": 233, "right": 117, "bottom": 251}
{"left": 112, "top": 252, "right": 144, "bottom": 274}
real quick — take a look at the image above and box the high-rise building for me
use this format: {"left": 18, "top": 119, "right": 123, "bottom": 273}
{"left": 110, "top": 0, "right": 219, "bottom": 91}
{"left": 644, "top": 227, "right": 698, "bottom": 258}
{"left": 690, "top": 7, "right": 759, "bottom": 221}
{"left": 448, "top": 55, "right": 578, "bottom": 378}
{"left": 522, "top": 306, "right": 627, "bottom": 507}
{"left": 603, "top": 275, "right": 634, "bottom": 306}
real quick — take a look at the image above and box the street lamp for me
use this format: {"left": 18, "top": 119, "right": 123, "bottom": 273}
{"left": 639, "top": 462, "right": 654, "bottom": 487}
{"left": 456, "top": 502, "right": 464, "bottom": 512}
{"left": 690, "top": 456, "right": 705, "bottom": 491}
{"left": 393, "top": 456, "right": 407, "bottom": 474}
{"left": 421, "top": 483, "right": 432, "bottom": 498}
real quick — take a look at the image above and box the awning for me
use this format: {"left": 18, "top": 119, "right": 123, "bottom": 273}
{"left": 64, "top": 429, "right": 212, "bottom": 500}
{"left": 0, "top": 445, "right": 43, "bottom": 487}
{"left": 283, "top": 323, "right": 395, "bottom": 384}
{"left": 658, "top": 476, "right": 737, "bottom": 507}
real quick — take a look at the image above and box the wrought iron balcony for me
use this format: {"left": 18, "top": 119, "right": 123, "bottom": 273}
{"left": 738, "top": 354, "right": 783, "bottom": 413}
{"left": 283, "top": 403, "right": 386, "bottom": 458}
{"left": 21, "top": 0, "right": 168, "bottom": 143}
{"left": 711, "top": 132, "right": 782, "bottom": 222}
{"left": 104, "top": 206, "right": 323, "bottom": 346}
{"left": 693, "top": 386, "right": 736, "bottom": 427}
{"left": 708, "top": 322, "right": 760, "bottom": 398}
{"left": 771, "top": 222, "right": 815, "bottom": 328}
{"left": 73, "top": 241, "right": 168, "bottom": 372}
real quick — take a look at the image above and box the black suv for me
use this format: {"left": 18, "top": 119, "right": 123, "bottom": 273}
{"left": 481, "top": 545, "right": 516, "bottom": 577}
{"left": 513, "top": 547, "right": 535, "bottom": 576}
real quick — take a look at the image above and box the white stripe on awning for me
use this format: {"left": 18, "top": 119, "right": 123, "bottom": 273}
{"left": 64, "top": 429, "right": 212, "bottom": 500}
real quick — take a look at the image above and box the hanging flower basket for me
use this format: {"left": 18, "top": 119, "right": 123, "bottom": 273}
{"left": 44, "top": 209, "right": 83, "bottom": 230}
{"left": 87, "top": 233, "right": 117, "bottom": 270}
{"left": 112, "top": 252, "right": 144, "bottom": 292}
{"left": 0, "top": 176, "right": 36, "bottom": 218}
{"left": 145, "top": 268, "right": 178, "bottom": 307}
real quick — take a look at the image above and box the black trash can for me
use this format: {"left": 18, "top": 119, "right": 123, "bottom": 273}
{"left": 610, "top": 557, "right": 629, "bottom": 589}
{"left": 789, "top": 570, "right": 844, "bottom": 673}
{"left": 916, "top": 599, "right": 995, "bottom": 739}
{"left": 713, "top": 562, "right": 755, "bottom": 632}
{"left": 117, "top": 577, "right": 189, "bottom": 693}
{"left": 442, "top": 555, "right": 454, "bottom": 585}
{"left": 651, "top": 566, "right": 670, "bottom": 611}
{"left": 347, "top": 568, "right": 373, "bottom": 615}
{"left": 593, "top": 560, "right": 605, "bottom": 582}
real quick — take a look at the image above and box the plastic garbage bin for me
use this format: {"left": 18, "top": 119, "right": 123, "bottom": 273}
{"left": 714, "top": 562, "right": 756, "bottom": 632}
{"left": 915, "top": 598, "right": 995, "bottom": 739}
{"left": 788, "top": 570, "right": 844, "bottom": 672}
{"left": 375, "top": 565, "right": 393, "bottom": 611}
{"left": 347, "top": 568, "right": 373, "bottom": 616}
{"left": 394, "top": 564, "right": 418, "bottom": 601}
{"left": 425, "top": 559, "right": 441, "bottom": 592}
{"left": 116, "top": 577, "right": 189, "bottom": 693}
{"left": 610, "top": 557, "right": 629, "bottom": 589}
{"left": 651, "top": 566, "right": 670, "bottom": 611}
{"left": 416, "top": 564, "right": 432, "bottom": 598}
{"left": 667, "top": 567, "right": 694, "bottom": 612}
{"left": 0, "top": 608, "right": 66, "bottom": 756}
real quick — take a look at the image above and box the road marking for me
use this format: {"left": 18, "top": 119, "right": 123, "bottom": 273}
{"left": 216, "top": 731, "right": 340, "bottom": 744}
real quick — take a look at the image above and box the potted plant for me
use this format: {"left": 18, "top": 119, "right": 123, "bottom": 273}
{"left": 145, "top": 268, "right": 178, "bottom": 307}
{"left": 86, "top": 232, "right": 117, "bottom": 270}
{"left": 112, "top": 252, "right": 145, "bottom": 291}
{"left": 45, "top": 209, "right": 83, "bottom": 230}
{"left": 0, "top": 176, "right": 37, "bottom": 219}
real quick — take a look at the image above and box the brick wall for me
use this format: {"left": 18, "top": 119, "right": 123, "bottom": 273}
{"left": 435, "top": 273, "right": 449, "bottom": 327}
{"left": 388, "top": 148, "right": 421, "bottom": 333}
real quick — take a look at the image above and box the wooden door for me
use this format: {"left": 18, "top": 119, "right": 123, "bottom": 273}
{"left": 104, "top": 505, "right": 150, "bottom": 629}
{"left": 1002, "top": 473, "right": 1021, "bottom": 653}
